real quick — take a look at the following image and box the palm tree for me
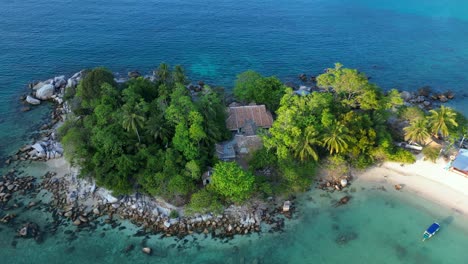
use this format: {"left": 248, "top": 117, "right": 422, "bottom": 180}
{"left": 294, "top": 126, "right": 319, "bottom": 161}
{"left": 322, "top": 122, "right": 351, "bottom": 154}
{"left": 146, "top": 113, "right": 171, "bottom": 146}
{"left": 403, "top": 119, "right": 431, "bottom": 145}
{"left": 428, "top": 105, "right": 458, "bottom": 138}
{"left": 172, "top": 65, "right": 187, "bottom": 84}
{"left": 122, "top": 104, "right": 146, "bottom": 143}
{"left": 155, "top": 63, "right": 171, "bottom": 84}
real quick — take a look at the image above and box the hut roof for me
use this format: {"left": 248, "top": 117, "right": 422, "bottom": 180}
{"left": 226, "top": 105, "right": 273, "bottom": 131}
{"left": 452, "top": 149, "right": 468, "bottom": 174}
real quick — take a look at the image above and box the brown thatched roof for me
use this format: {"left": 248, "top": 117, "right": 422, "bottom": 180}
{"left": 226, "top": 105, "right": 273, "bottom": 131}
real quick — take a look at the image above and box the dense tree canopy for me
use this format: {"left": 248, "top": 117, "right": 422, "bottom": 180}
{"left": 60, "top": 62, "right": 466, "bottom": 211}
{"left": 264, "top": 63, "right": 409, "bottom": 168}
{"left": 233, "top": 70, "right": 286, "bottom": 112}
{"left": 60, "top": 65, "right": 229, "bottom": 199}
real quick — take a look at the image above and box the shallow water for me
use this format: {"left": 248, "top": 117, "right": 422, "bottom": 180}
{"left": 1, "top": 172, "right": 467, "bottom": 264}
{"left": 1, "top": 0, "right": 468, "bottom": 263}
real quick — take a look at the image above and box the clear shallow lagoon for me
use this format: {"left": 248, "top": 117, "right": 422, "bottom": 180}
{"left": 1, "top": 0, "right": 468, "bottom": 263}
{"left": 0, "top": 174, "right": 467, "bottom": 264}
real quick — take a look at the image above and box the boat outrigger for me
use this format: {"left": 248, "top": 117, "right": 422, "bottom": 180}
{"left": 422, "top": 222, "right": 440, "bottom": 241}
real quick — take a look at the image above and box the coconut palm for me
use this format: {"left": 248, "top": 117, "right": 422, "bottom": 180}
{"left": 172, "top": 65, "right": 187, "bottom": 84}
{"left": 428, "top": 105, "right": 458, "bottom": 138}
{"left": 155, "top": 63, "right": 171, "bottom": 84}
{"left": 322, "top": 122, "right": 351, "bottom": 154}
{"left": 122, "top": 104, "right": 146, "bottom": 143}
{"left": 403, "top": 119, "right": 431, "bottom": 145}
{"left": 294, "top": 126, "right": 320, "bottom": 161}
{"left": 146, "top": 113, "right": 171, "bottom": 146}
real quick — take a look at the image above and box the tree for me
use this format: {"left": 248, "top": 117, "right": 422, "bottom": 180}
{"left": 322, "top": 122, "right": 351, "bottom": 154}
{"left": 399, "top": 106, "right": 425, "bottom": 122}
{"left": 428, "top": 105, "right": 458, "bottom": 138}
{"left": 403, "top": 119, "right": 431, "bottom": 145}
{"left": 121, "top": 101, "right": 147, "bottom": 143}
{"left": 210, "top": 162, "right": 254, "bottom": 203}
{"left": 316, "top": 63, "right": 381, "bottom": 110}
{"left": 76, "top": 67, "right": 116, "bottom": 108}
{"left": 155, "top": 63, "right": 171, "bottom": 85}
{"left": 233, "top": 70, "right": 285, "bottom": 111}
{"left": 233, "top": 70, "right": 262, "bottom": 101}
{"left": 145, "top": 112, "right": 171, "bottom": 146}
{"left": 294, "top": 126, "right": 320, "bottom": 161}
{"left": 173, "top": 65, "right": 187, "bottom": 84}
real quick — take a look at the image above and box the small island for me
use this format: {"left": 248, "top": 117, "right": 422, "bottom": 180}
{"left": 4, "top": 63, "right": 467, "bottom": 240}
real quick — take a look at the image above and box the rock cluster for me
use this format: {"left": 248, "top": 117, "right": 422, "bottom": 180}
{"left": 17, "top": 222, "right": 41, "bottom": 241}
{"left": 12, "top": 132, "right": 64, "bottom": 162}
{"left": 24, "top": 71, "right": 83, "bottom": 106}
{"left": 316, "top": 176, "right": 352, "bottom": 192}
{"left": 400, "top": 87, "right": 456, "bottom": 110}
{"left": 39, "top": 171, "right": 282, "bottom": 238}
{"left": 0, "top": 170, "right": 36, "bottom": 206}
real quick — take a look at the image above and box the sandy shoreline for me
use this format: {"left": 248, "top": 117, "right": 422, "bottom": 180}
{"left": 355, "top": 154, "right": 468, "bottom": 217}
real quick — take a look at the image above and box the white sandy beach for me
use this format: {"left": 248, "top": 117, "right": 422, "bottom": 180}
{"left": 356, "top": 154, "right": 468, "bottom": 217}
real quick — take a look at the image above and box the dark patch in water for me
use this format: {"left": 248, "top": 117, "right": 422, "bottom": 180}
{"left": 335, "top": 231, "right": 358, "bottom": 245}
{"left": 64, "top": 246, "right": 75, "bottom": 254}
{"left": 394, "top": 244, "right": 408, "bottom": 259}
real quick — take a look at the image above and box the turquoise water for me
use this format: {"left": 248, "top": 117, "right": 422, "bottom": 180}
{"left": 2, "top": 0, "right": 468, "bottom": 156}
{"left": 1, "top": 174, "right": 467, "bottom": 264}
{"left": 1, "top": 0, "right": 468, "bottom": 263}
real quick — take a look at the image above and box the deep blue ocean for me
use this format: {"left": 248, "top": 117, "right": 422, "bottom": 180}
{"left": 1, "top": 1, "right": 468, "bottom": 263}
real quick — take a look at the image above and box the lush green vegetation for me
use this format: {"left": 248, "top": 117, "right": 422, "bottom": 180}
{"left": 233, "top": 70, "right": 286, "bottom": 112}
{"left": 422, "top": 146, "right": 441, "bottom": 163}
{"left": 262, "top": 63, "right": 411, "bottom": 170}
{"left": 210, "top": 162, "right": 255, "bottom": 203}
{"left": 59, "top": 62, "right": 467, "bottom": 212}
{"left": 59, "top": 64, "right": 230, "bottom": 201}
{"left": 402, "top": 105, "right": 463, "bottom": 146}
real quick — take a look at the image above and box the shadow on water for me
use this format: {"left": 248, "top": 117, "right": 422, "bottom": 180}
{"left": 440, "top": 215, "right": 454, "bottom": 227}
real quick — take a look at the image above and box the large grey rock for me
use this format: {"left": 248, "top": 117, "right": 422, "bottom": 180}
{"left": 36, "top": 84, "right": 55, "bottom": 100}
{"left": 66, "top": 78, "right": 77, "bottom": 89}
{"left": 400, "top": 91, "right": 412, "bottom": 101}
{"left": 71, "top": 71, "right": 83, "bottom": 79}
{"left": 26, "top": 95, "right": 41, "bottom": 105}
{"left": 32, "top": 82, "right": 45, "bottom": 90}
{"left": 54, "top": 76, "right": 66, "bottom": 88}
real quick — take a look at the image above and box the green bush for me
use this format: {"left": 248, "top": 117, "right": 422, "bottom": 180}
{"left": 278, "top": 159, "right": 316, "bottom": 193}
{"left": 249, "top": 147, "right": 277, "bottom": 171}
{"left": 398, "top": 106, "right": 425, "bottom": 122}
{"left": 422, "top": 146, "right": 441, "bottom": 163}
{"left": 169, "top": 210, "right": 179, "bottom": 219}
{"left": 187, "top": 189, "right": 223, "bottom": 214}
{"left": 387, "top": 148, "right": 416, "bottom": 163}
{"left": 211, "top": 162, "right": 254, "bottom": 203}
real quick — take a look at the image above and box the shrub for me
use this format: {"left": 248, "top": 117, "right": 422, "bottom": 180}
{"left": 169, "top": 210, "right": 179, "bottom": 219}
{"left": 249, "top": 147, "right": 277, "bottom": 171}
{"left": 387, "top": 148, "right": 416, "bottom": 163}
{"left": 210, "top": 162, "right": 254, "bottom": 203}
{"left": 398, "top": 106, "right": 425, "bottom": 122}
{"left": 422, "top": 146, "right": 441, "bottom": 163}
{"left": 187, "top": 189, "right": 223, "bottom": 214}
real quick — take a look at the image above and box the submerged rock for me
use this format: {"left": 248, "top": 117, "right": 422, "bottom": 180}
{"left": 26, "top": 95, "right": 41, "bottom": 105}
{"left": 142, "top": 247, "right": 152, "bottom": 255}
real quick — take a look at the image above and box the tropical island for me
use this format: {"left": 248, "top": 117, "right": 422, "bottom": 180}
{"left": 4, "top": 62, "right": 468, "bottom": 241}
